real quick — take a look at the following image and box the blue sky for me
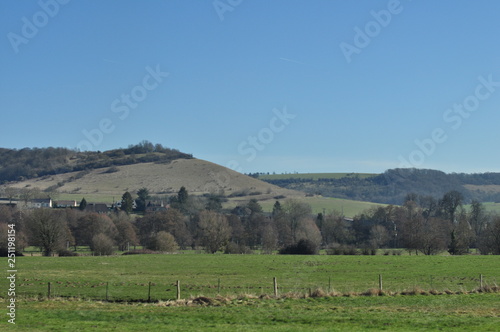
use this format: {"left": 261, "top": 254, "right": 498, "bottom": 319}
{"left": 2, "top": 0, "right": 500, "bottom": 174}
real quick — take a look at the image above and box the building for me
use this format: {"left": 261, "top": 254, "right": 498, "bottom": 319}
{"left": 29, "top": 198, "right": 53, "bottom": 208}
{"left": 84, "top": 203, "right": 109, "bottom": 213}
{"left": 54, "top": 200, "right": 77, "bottom": 208}
{"left": 145, "top": 201, "right": 168, "bottom": 213}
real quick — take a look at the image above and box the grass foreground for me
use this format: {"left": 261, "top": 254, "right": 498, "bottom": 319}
{"left": 1, "top": 254, "right": 499, "bottom": 330}
{"left": 2, "top": 293, "right": 499, "bottom": 331}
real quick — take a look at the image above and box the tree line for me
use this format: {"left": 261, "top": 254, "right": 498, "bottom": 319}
{"left": 0, "top": 141, "right": 192, "bottom": 183}
{"left": 1, "top": 188, "right": 499, "bottom": 256}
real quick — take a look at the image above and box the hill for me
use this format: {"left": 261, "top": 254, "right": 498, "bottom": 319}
{"left": 259, "top": 169, "right": 500, "bottom": 205}
{"left": 4, "top": 160, "right": 384, "bottom": 217}
{"left": 0, "top": 141, "right": 192, "bottom": 184}
{"left": 5, "top": 158, "right": 300, "bottom": 203}
{"left": 0, "top": 142, "right": 384, "bottom": 217}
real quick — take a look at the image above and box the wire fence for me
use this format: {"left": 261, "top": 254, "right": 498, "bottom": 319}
{"left": 14, "top": 274, "right": 498, "bottom": 302}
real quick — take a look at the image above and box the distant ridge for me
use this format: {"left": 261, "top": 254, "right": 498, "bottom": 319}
{"left": 259, "top": 168, "right": 500, "bottom": 204}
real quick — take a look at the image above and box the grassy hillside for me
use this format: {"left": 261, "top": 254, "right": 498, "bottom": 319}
{"left": 5, "top": 159, "right": 301, "bottom": 203}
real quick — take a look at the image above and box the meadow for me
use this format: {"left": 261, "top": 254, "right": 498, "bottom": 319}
{"left": 6, "top": 293, "right": 500, "bottom": 331}
{"left": 4, "top": 254, "right": 499, "bottom": 301}
{"left": 1, "top": 254, "right": 499, "bottom": 331}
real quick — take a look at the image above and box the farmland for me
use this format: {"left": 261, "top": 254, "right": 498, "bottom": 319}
{"left": 2, "top": 254, "right": 499, "bottom": 330}
{"left": 7, "top": 293, "right": 500, "bottom": 331}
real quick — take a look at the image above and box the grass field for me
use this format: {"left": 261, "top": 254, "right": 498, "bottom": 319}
{"left": 5, "top": 293, "right": 500, "bottom": 331}
{"left": 258, "top": 173, "right": 378, "bottom": 180}
{"left": 1, "top": 254, "right": 499, "bottom": 331}
{"left": 5, "top": 255, "right": 499, "bottom": 301}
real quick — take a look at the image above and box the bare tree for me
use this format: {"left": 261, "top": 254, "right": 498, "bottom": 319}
{"left": 369, "top": 225, "right": 390, "bottom": 249}
{"left": 27, "top": 209, "right": 69, "bottom": 256}
{"left": 282, "top": 199, "right": 312, "bottom": 243}
{"left": 478, "top": 216, "right": 500, "bottom": 255}
{"left": 261, "top": 223, "right": 278, "bottom": 254}
{"left": 296, "top": 218, "right": 322, "bottom": 249}
{"left": 112, "top": 212, "right": 138, "bottom": 251}
{"left": 5, "top": 187, "right": 19, "bottom": 205}
{"left": 469, "top": 200, "right": 488, "bottom": 243}
{"left": 74, "top": 213, "right": 118, "bottom": 246}
{"left": 198, "top": 210, "right": 231, "bottom": 253}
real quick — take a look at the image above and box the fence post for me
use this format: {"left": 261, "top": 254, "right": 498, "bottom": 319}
{"left": 273, "top": 277, "right": 278, "bottom": 297}
{"left": 328, "top": 277, "right": 331, "bottom": 293}
{"left": 218, "top": 278, "right": 221, "bottom": 294}
{"left": 148, "top": 281, "right": 151, "bottom": 302}
{"left": 48, "top": 282, "right": 51, "bottom": 299}
{"left": 106, "top": 282, "right": 109, "bottom": 301}
{"left": 480, "top": 274, "right": 483, "bottom": 290}
{"left": 176, "top": 280, "right": 181, "bottom": 300}
{"left": 379, "top": 274, "right": 383, "bottom": 291}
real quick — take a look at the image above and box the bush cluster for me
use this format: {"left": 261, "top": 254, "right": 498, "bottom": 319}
{"left": 279, "top": 239, "right": 318, "bottom": 255}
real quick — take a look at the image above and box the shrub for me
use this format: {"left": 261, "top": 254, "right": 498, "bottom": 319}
{"left": 104, "top": 166, "right": 119, "bottom": 173}
{"left": 91, "top": 233, "right": 115, "bottom": 256}
{"left": 224, "top": 242, "right": 253, "bottom": 254}
{"left": 326, "top": 245, "right": 358, "bottom": 255}
{"left": 122, "top": 249, "right": 158, "bottom": 255}
{"left": 148, "top": 231, "right": 178, "bottom": 252}
{"left": 57, "top": 249, "right": 78, "bottom": 257}
{"left": 279, "top": 239, "right": 318, "bottom": 255}
{"left": 0, "top": 248, "right": 23, "bottom": 257}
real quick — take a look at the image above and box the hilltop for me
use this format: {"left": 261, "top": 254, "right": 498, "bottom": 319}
{"left": 0, "top": 141, "right": 192, "bottom": 184}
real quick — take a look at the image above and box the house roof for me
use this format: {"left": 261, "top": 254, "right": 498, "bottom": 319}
{"left": 55, "top": 200, "right": 77, "bottom": 205}
{"left": 31, "top": 198, "right": 52, "bottom": 203}
{"left": 85, "top": 203, "right": 109, "bottom": 213}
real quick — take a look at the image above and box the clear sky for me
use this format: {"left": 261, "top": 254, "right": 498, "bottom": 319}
{"left": 2, "top": 0, "right": 500, "bottom": 174}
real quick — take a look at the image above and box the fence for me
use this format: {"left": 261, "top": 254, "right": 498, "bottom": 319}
{"left": 14, "top": 274, "right": 498, "bottom": 302}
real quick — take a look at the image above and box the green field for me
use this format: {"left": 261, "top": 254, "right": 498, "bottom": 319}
{"left": 5, "top": 255, "right": 499, "bottom": 301}
{"left": 1, "top": 254, "right": 499, "bottom": 331}
{"left": 5, "top": 293, "right": 500, "bottom": 331}
{"left": 2, "top": 254, "right": 500, "bottom": 331}
{"left": 258, "top": 173, "right": 378, "bottom": 180}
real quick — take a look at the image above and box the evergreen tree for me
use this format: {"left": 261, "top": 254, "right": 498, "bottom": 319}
{"left": 247, "top": 199, "right": 263, "bottom": 214}
{"left": 79, "top": 197, "right": 87, "bottom": 211}
{"left": 177, "top": 186, "right": 188, "bottom": 205}
{"left": 135, "top": 187, "right": 150, "bottom": 212}
{"left": 121, "top": 192, "right": 134, "bottom": 214}
{"left": 272, "top": 201, "right": 282, "bottom": 218}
